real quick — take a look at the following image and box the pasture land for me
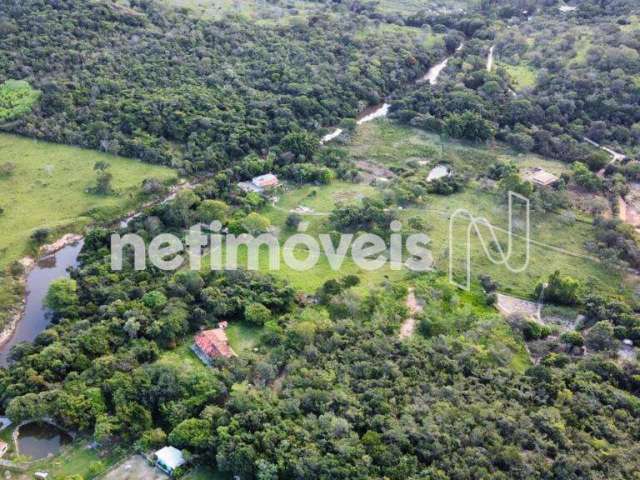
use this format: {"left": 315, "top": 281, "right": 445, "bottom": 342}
{"left": 0, "top": 133, "right": 175, "bottom": 268}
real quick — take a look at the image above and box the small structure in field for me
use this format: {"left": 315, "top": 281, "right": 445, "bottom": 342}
{"left": 155, "top": 446, "right": 186, "bottom": 476}
{"left": 192, "top": 322, "right": 236, "bottom": 364}
{"left": 523, "top": 167, "right": 559, "bottom": 187}
{"left": 0, "top": 440, "right": 8, "bottom": 457}
{"left": 427, "top": 165, "right": 451, "bottom": 182}
{"left": 34, "top": 473, "right": 49, "bottom": 480}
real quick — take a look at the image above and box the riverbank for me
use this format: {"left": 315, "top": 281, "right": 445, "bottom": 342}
{"left": 0, "top": 180, "right": 200, "bottom": 364}
{"left": 0, "top": 257, "right": 34, "bottom": 353}
{"left": 0, "top": 234, "right": 83, "bottom": 365}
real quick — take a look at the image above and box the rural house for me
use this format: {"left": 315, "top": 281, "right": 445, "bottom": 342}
{"left": 238, "top": 173, "right": 280, "bottom": 193}
{"left": 192, "top": 322, "right": 236, "bottom": 364}
{"left": 155, "top": 446, "right": 186, "bottom": 476}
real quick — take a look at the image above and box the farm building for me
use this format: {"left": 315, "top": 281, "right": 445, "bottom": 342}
{"left": 523, "top": 167, "right": 559, "bottom": 187}
{"left": 192, "top": 322, "right": 236, "bottom": 364}
{"left": 239, "top": 173, "right": 280, "bottom": 193}
{"left": 155, "top": 446, "right": 186, "bottom": 476}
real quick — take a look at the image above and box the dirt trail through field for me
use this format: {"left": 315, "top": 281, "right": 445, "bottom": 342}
{"left": 400, "top": 288, "right": 422, "bottom": 339}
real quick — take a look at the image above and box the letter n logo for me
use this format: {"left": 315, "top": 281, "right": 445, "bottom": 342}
{"left": 448, "top": 191, "right": 530, "bottom": 290}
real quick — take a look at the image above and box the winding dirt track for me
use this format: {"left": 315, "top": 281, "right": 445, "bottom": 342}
{"left": 400, "top": 288, "right": 422, "bottom": 339}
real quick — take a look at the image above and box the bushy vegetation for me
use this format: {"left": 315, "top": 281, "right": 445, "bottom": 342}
{"left": 0, "top": 80, "right": 40, "bottom": 123}
{"left": 1, "top": 1, "right": 640, "bottom": 479}
{"left": 0, "top": 0, "right": 442, "bottom": 173}
{"left": 392, "top": 1, "right": 640, "bottom": 164}
{"left": 1, "top": 231, "right": 639, "bottom": 478}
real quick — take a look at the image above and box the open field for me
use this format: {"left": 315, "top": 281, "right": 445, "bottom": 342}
{"left": 375, "top": 0, "right": 473, "bottom": 15}
{"left": 157, "top": 0, "right": 471, "bottom": 19}
{"left": 0, "top": 133, "right": 175, "bottom": 268}
{"left": 102, "top": 455, "right": 166, "bottom": 480}
{"left": 347, "top": 121, "right": 626, "bottom": 298}
{"left": 226, "top": 322, "right": 263, "bottom": 354}
{"left": 153, "top": 0, "right": 323, "bottom": 21}
{"left": 157, "top": 340, "right": 211, "bottom": 376}
{"left": 501, "top": 63, "right": 537, "bottom": 90}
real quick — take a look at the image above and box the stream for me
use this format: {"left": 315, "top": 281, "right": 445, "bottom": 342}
{"left": 322, "top": 45, "right": 463, "bottom": 144}
{"left": 1, "top": 49, "right": 467, "bottom": 364}
{"left": 0, "top": 240, "right": 84, "bottom": 366}
{"left": 487, "top": 45, "right": 495, "bottom": 72}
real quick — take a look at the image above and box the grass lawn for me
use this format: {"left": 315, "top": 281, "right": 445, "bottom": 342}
{"left": 226, "top": 322, "right": 263, "bottom": 354}
{"left": 501, "top": 63, "right": 537, "bottom": 90}
{"left": 157, "top": 340, "right": 211, "bottom": 375}
{"left": 24, "top": 439, "right": 123, "bottom": 478}
{"left": 0, "top": 133, "right": 175, "bottom": 268}
{"left": 343, "top": 120, "right": 626, "bottom": 298}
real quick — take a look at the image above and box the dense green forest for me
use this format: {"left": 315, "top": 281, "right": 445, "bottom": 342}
{"left": 1, "top": 222, "right": 639, "bottom": 478}
{"left": 392, "top": 1, "right": 640, "bottom": 160}
{"left": 1, "top": 0, "right": 640, "bottom": 479}
{"left": 0, "top": 0, "right": 443, "bottom": 172}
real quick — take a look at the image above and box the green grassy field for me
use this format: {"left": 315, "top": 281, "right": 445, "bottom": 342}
{"left": 347, "top": 121, "right": 625, "bottom": 298}
{"left": 189, "top": 117, "right": 630, "bottom": 309}
{"left": 0, "top": 432, "right": 124, "bottom": 479}
{"left": 501, "top": 63, "right": 537, "bottom": 90}
{"left": 0, "top": 133, "right": 175, "bottom": 268}
{"left": 154, "top": 0, "right": 321, "bottom": 21}
{"left": 226, "top": 322, "right": 263, "bottom": 353}
{"left": 157, "top": 340, "right": 212, "bottom": 376}
{"left": 375, "top": 0, "right": 473, "bottom": 15}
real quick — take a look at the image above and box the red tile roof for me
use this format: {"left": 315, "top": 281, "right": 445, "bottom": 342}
{"left": 195, "top": 328, "right": 236, "bottom": 359}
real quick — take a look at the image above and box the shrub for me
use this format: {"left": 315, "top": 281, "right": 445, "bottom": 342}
{"left": 522, "top": 320, "right": 553, "bottom": 341}
{"left": 586, "top": 321, "right": 617, "bottom": 352}
{"left": 285, "top": 212, "right": 302, "bottom": 230}
{"left": 30, "top": 227, "right": 50, "bottom": 245}
{"left": 560, "top": 331, "right": 584, "bottom": 347}
{"left": 245, "top": 302, "right": 272, "bottom": 326}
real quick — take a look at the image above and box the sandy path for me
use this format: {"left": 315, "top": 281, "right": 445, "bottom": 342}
{"left": 400, "top": 288, "right": 422, "bottom": 339}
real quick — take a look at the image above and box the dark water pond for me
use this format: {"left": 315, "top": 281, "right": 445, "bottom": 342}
{"left": 16, "top": 421, "right": 72, "bottom": 460}
{"left": 0, "top": 241, "right": 84, "bottom": 366}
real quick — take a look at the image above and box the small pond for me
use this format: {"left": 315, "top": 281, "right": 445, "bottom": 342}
{"left": 16, "top": 422, "right": 72, "bottom": 460}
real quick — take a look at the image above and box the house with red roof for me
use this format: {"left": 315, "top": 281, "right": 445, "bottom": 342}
{"left": 192, "top": 323, "right": 236, "bottom": 365}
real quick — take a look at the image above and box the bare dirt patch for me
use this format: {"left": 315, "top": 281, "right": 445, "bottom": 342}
{"left": 400, "top": 288, "right": 423, "bottom": 339}
{"left": 496, "top": 293, "right": 539, "bottom": 319}
{"left": 102, "top": 455, "right": 168, "bottom": 480}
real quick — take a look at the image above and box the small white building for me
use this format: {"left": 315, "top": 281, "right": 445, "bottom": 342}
{"left": 155, "top": 446, "right": 186, "bottom": 476}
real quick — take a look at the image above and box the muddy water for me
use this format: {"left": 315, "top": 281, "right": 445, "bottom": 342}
{"left": 418, "top": 43, "right": 464, "bottom": 86}
{"left": 0, "top": 240, "right": 84, "bottom": 366}
{"left": 321, "top": 103, "right": 390, "bottom": 144}
{"left": 487, "top": 45, "right": 495, "bottom": 72}
{"left": 16, "top": 421, "right": 72, "bottom": 460}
